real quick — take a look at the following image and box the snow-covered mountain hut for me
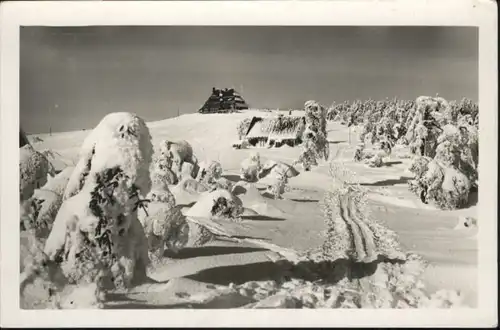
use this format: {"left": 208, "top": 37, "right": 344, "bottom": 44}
{"left": 199, "top": 87, "right": 249, "bottom": 113}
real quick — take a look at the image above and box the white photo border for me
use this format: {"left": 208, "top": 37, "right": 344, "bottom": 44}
{"left": 1, "top": 0, "right": 497, "bottom": 327}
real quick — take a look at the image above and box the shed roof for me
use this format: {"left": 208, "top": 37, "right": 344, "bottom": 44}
{"left": 245, "top": 115, "right": 305, "bottom": 140}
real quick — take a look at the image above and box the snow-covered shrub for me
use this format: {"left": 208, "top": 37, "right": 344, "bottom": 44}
{"left": 453, "top": 97, "right": 478, "bottom": 125}
{"left": 44, "top": 112, "right": 153, "bottom": 292}
{"left": 327, "top": 101, "right": 351, "bottom": 122}
{"left": 177, "top": 177, "right": 211, "bottom": 194}
{"left": 452, "top": 123, "right": 478, "bottom": 186}
{"left": 151, "top": 150, "right": 178, "bottom": 185}
{"left": 197, "top": 160, "right": 223, "bottom": 187}
{"left": 186, "top": 189, "right": 244, "bottom": 222}
{"left": 149, "top": 140, "right": 199, "bottom": 187}
{"left": 23, "top": 190, "right": 60, "bottom": 239}
{"left": 267, "top": 168, "right": 290, "bottom": 200}
{"left": 438, "top": 166, "right": 471, "bottom": 209}
{"left": 408, "top": 157, "right": 471, "bottom": 210}
{"left": 159, "top": 139, "right": 198, "bottom": 173}
{"left": 211, "top": 196, "right": 244, "bottom": 220}
{"left": 240, "top": 151, "right": 262, "bottom": 182}
{"left": 149, "top": 198, "right": 224, "bottom": 248}
{"left": 141, "top": 181, "right": 229, "bottom": 254}
{"left": 379, "top": 138, "right": 393, "bottom": 157}
{"left": 20, "top": 144, "right": 54, "bottom": 201}
{"left": 353, "top": 143, "right": 365, "bottom": 162}
{"left": 408, "top": 156, "right": 432, "bottom": 179}
{"left": 407, "top": 119, "right": 476, "bottom": 209}
{"left": 294, "top": 138, "right": 319, "bottom": 171}
{"left": 392, "top": 123, "right": 407, "bottom": 143}
{"left": 366, "top": 152, "right": 384, "bottom": 168}
{"left": 145, "top": 181, "right": 177, "bottom": 212}
{"left": 364, "top": 111, "right": 398, "bottom": 147}
{"left": 364, "top": 139, "right": 393, "bottom": 168}
{"left": 151, "top": 139, "right": 200, "bottom": 185}
{"left": 142, "top": 190, "right": 189, "bottom": 261}
{"left": 258, "top": 160, "right": 300, "bottom": 183}
{"left": 212, "top": 177, "right": 234, "bottom": 191}
{"left": 21, "top": 167, "right": 75, "bottom": 238}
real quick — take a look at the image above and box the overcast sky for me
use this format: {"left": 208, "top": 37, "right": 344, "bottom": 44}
{"left": 20, "top": 26, "right": 478, "bottom": 134}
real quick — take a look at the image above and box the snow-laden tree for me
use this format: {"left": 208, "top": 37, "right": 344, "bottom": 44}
{"left": 456, "top": 117, "right": 479, "bottom": 182}
{"left": 44, "top": 112, "right": 153, "bottom": 292}
{"left": 353, "top": 143, "right": 366, "bottom": 162}
{"left": 405, "top": 96, "right": 450, "bottom": 158}
{"left": 294, "top": 138, "right": 319, "bottom": 171}
{"left": 22, "top": 167, "right": 74, "bottom": 238}
{"left": 267, "top": 168, "right": 291, "bottom": 200}
{"left": 240, "top": 151, "right": 262, "bottom": 182}
{"left": 159, "top": 139, "right": 198, "bottom": 173}
{"left": 150, "top": 139, "right": 200, "bottom": 186}
{"left": 304, "top": 100, "right": 329, "bottom": 162}
{"left": 408, "top": 127, "right": 473, "bottom": 209}
{"left": 140, "top": 183, "right": 190, "bottom": 262}
{"left": 405, "top": 96, "right": 478, "bottom": 209}
{"left": 197, "top": 159, "right": 223, "bottom": 188}
{"left": 151, "top": 149, "right": 178, "bottom": 185}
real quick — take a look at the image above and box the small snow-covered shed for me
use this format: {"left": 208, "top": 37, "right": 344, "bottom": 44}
{"left": 241, "top": 114, "right": 306, "bottom": 148}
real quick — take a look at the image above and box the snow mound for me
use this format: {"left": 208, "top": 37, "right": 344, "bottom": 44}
{"left": 259, "top": 159, "right": 300, "bottom": 180}
{"left": 45, "top": 167, "right": 75, "bottom": 196}
{"left": 185, "top": 189, "right": 244, "bottom": 220}
{"left": 250, "top": 202, "right": 286, "bottom": 218}
{"left": 20, "top": 230, "right": 68, "bottom": 309}
{"left": 231, "top": 253, "right": 467, "bottom": 308}
{"left": 232, "top": 181, "right": 263, "bottom": 201}
{"left": 170, "top": 177, "right": 210, "bottom": 206}
{"left": 454, "top": 216, "right": 477, "bottom": 230}
{"left": 231, "top": 181, "right": 285, "bottom": 218}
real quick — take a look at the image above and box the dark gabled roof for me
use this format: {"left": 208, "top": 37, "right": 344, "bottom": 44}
{"left": 199, "top": 87, "right": 249, "bottom": 113}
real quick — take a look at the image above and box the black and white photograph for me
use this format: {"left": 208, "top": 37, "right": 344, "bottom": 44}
{"left": 1, "top": 0, "right": 497, "bottom": 328}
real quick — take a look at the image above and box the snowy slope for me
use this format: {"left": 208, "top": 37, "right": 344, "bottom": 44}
{"left": 28, "top": 110, "right": 478, "bottom": 308}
